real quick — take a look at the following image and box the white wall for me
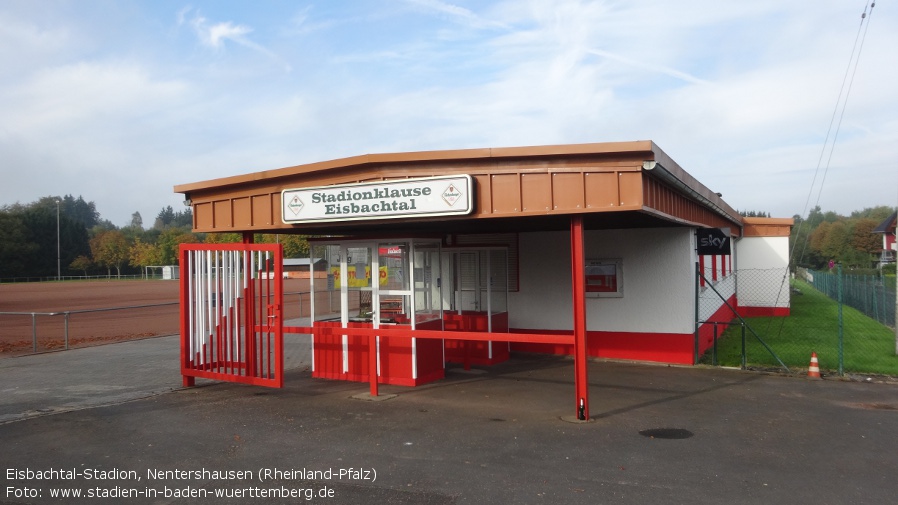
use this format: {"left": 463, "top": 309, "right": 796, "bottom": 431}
{"left": 735, "top": 236, "right": 788, "bottom": 269}
{"left": 509, "top": 228, "right": 696, "bottom": 334}
{"left": 734, "top": 236, "right": 790, "bottom": 308}
{"left": 698, "top": 271, "right": 736, "bottom": 321}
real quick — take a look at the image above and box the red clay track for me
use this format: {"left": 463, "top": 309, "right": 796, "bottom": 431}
{"left": 0, "top": 280, "right": 180, "bottom": 356}
{"left": 0, "top": 279, "right": 310, "bottom": 356}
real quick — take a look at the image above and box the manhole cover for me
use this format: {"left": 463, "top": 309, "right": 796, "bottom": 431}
{"left": 639, "top": 428, "right": 694, "bottom": 439}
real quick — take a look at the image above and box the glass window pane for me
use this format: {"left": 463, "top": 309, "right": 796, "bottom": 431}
{"left": 489, "top": 249, "right": 508, "bottom": 314}
{"left": 346, "top": 246, "right": 373, "bottom": 289}
{"left": 312, "top": 244, "right": 341, "bottom": 321}
{"left": 378, "top": 244, "right": 408, "bottom": 291}
{"left": 413, "top": 242, "right": 442, "bottom": 324}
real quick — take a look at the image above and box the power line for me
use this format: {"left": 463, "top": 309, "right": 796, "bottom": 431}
{"left": 793, "top": 1, "right": 876, "bottom": 267}
{"left": 769, "top": 2, "right": 878, "bottom": 343}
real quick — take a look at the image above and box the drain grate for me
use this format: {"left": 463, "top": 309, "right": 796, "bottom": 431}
{"left": 639, "top": 428, "right": 694, "bottom": 439}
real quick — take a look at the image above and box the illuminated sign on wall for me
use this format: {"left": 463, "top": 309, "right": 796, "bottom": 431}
{"left": 585, "top": 258, "right": 623, "bottom": 298}
{"left": 696, "top": 228, "right": 731, "bottom": 255}
{"left": 282, "top": 175, "right": 473, "bottom": 224}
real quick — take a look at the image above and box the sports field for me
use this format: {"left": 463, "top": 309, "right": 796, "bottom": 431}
{"left": 0, "top": 278, "right": 311, "bottom": 356}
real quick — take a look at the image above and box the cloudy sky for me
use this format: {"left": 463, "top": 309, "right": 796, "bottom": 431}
{"left": 1, "top": 0, "right": 895, "bottom": 227}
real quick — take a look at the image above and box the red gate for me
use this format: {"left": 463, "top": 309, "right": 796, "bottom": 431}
{"left": 179, "top": 243, "right": 283, "bottom": 387}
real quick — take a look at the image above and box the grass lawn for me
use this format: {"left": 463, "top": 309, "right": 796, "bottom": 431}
{"left": 702, "top": 278, "right": 898, "bottom": 376}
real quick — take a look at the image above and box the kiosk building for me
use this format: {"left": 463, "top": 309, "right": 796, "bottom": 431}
{"left": 174, "top": 140, "right": 792, "bottom": 420}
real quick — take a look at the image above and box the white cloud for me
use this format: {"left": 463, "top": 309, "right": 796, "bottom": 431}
{"left": 202, "top": 20, "right": 252, "bottom": 48}
{"left": 403, "top": 0, "right": 510, "bottom": 30}
{"left": 586, "top": 49, "right": 710, "bottom": 86}
{"left": 6, "top": 61, "right": 187, "bottom": 134}
{"left": 0, "top": 0, "right": 895, "bottom": 227}
{"left": 181, "top": 7, "right": 291, "bottom": 71}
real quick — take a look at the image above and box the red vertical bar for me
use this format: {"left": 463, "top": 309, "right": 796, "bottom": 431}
{"left": 259, "top": 258, "right": 264, "bottom": 378}
{"left": 264, "top": 255, "right": 270, "bottom": 379}
{"left": 273, "top": 244, "right": 284, "bottom": 388}
{"left": 570, "top": 215, "right": 589, "bottom": 420}
{"left": 215, "top": 254, "right": 223, "bottom": 374}
{"left": 265, "top": 255, "right": 271, "bottom": 379}
{"left": 265, "top": 253, "right": 274, "bottom": 381}
{"left": 266, "top": 284, "right": 272, "bottom": 379}
{"left": 243, "top": 232, "right": 256, "bottom": 377}
{"left": 257, "top": 253, "right": 265, "bottom": 379}
{"left": 698, "top": 255, "right": 706, "bottom": 287}
{"left": 711, "top": 255, "right": 718, "bottom": 282}
{"left": 179, "top": 246, "right": 195, "bottom": 387}
{"left": 244, "top": 250, "right": 256, "bottom": 378}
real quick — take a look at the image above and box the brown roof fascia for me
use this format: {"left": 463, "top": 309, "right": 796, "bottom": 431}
{"left": 742, "top": 217, "right": 794, "bottom": 237}
{"left": 645, "top": 141, "right": 743, "bottom": 228}
{"left": 174, "top": 140, "right": 755, "bottom": 232}
{"left": 173, "top": 141, "right": 657, "bottom": 195}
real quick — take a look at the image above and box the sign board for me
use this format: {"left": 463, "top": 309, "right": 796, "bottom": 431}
{"left": 696, "top": 228, "right": 731, "bottom": 255}
{"left": 330, "top": 266, "right": 388, "bottom": 288}
{"left": 585, "top": 258, "right": 623, "bottom": 298}
{"left": 282, "top": 175, "right": 473, "bottom": 224}
{"left": 379, "top": 246, "right": 403, "bottom": 257}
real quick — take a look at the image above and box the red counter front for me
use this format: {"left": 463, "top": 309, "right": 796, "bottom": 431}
{"left": 443, "top": 312, "right": 509, "bottom": 366}
{"left": 312, "top": 312, "right": 510, "bottom": 386}
{"left": 312, "top": 319, "right": 445, "bottom": 387}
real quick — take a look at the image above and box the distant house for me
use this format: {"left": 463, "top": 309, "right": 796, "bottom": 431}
{"left": 283, "top": 258, "right": 327, "bottom": 279}
{"left": 873, "top": 211, "right": 897, "bottom": 268}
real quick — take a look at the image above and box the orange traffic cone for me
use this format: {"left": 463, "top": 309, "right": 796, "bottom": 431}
{"left": 807, "top": 352, "right": 821, "bottom": 379}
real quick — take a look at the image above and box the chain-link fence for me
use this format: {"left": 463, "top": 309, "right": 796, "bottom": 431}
{"left": 698, "top": 267, "right": 898, "bottom": 377}
{"left": 802, "top": 268, "right": 896, "bottom": 328}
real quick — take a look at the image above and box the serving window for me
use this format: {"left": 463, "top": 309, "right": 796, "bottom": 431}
{"left": 310, "top": 238, "right": 444, "bottom": 328}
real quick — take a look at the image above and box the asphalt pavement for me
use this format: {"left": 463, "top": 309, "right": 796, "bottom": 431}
{"left": 2, "top": 326, "right": 898, "bottom": 505}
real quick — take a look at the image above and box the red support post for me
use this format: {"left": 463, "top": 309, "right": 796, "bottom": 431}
{"left": 570, "top": 215, "right": 589, "bottom": 420}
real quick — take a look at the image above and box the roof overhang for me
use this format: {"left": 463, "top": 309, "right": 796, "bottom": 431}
{"left": 174, "top": 141, "right": 746, "bottom": 236}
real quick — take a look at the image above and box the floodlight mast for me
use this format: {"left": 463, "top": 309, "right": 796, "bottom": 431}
{"left": 56, "top": 199, "right": 61, "bottom": 281}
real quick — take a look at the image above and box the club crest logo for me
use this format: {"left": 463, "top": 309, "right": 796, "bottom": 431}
{"left": 287, "top": 195, "right": 304, "bottom": 215}
{"left": 442, "top": 184, "right": 463, "bottom": 206}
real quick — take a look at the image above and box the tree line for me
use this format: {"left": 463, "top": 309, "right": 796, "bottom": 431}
{"left": 0, "top": 195, "right": 309, "bottom": 280}
{"left": 790, "top": 205, "right": 895, "bottom": 273}
{"left": 2, "top": 196, "right": 892, "bottom": 280}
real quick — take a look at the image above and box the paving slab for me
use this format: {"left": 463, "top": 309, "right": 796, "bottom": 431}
{"left": 1, "top": 338, "right": 897, "bottom": 504}
{"left": 0, "top": 322, "right": 312, "bottom": 424}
